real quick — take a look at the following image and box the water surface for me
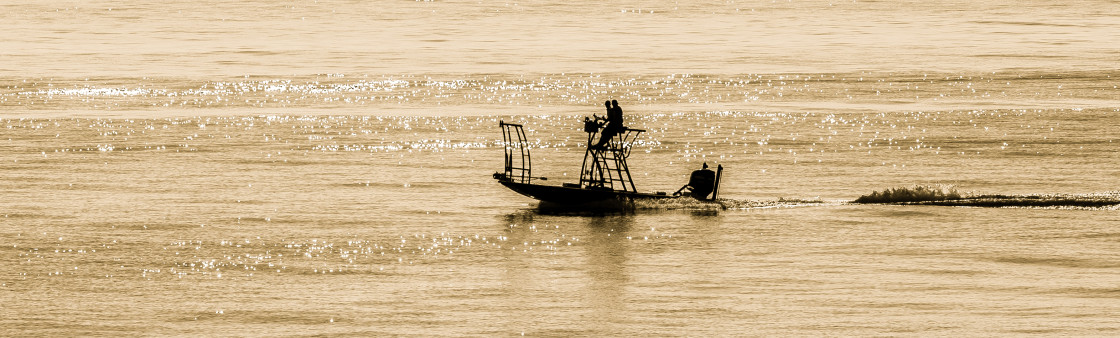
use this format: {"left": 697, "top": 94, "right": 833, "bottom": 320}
{"left": 3, "top": 0, "right": 1120, "bottom": 335}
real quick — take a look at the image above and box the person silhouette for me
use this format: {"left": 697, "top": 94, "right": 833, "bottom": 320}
{"left": 592, "top": 100, "right": 624, "bottom": 149}
{"left": 610, "top": 99, "right": 623, "bottom": 126}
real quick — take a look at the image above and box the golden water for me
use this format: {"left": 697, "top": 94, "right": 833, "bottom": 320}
{"left": 3, "top": 0, "right": 1120, "bottom": 335}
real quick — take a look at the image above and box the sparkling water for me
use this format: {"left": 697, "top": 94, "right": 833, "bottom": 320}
{"left": 3, "top": 0, "right": 1120, "bottom": 335}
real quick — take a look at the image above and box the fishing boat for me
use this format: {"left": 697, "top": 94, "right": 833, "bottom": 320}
{"left": 493, "top": 116, "right": 723, "bottom": 209}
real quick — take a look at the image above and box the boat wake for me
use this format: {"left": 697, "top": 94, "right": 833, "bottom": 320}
{"left": 884, "top": 193, "right": 1120, "bottom": 209}
{"left": 853, "top": 185, "right": 1120, "bottom": 210}
{"left": 633, "top": 196, "right": 834, "bottom": 211}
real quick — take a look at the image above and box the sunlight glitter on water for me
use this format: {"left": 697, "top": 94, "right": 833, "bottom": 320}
{"left": 3, "top": 107, "right": 1114, "bottom": 196}
{"left": 5, "top": 0, "right": 1120, "bottom": 335}
{"left": 5, "top": 224, "right": 678, "bottom": 282}
{"left": 5, "top": 71, "right": 1117, "bottom": 115}
{"left": 4, "top": 108, "right": 1120, "bottom": 336}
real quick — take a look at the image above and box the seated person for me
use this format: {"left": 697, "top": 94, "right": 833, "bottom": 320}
{"left": 592, "top": 100, "right": 624, "bottom": 149}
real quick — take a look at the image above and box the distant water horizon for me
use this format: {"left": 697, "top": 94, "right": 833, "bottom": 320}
{"left": 3, "top": 0, "right": 1119, "bottom": 78}
{"left": 6, "top": 0, "right": 1118, "bottom": 118}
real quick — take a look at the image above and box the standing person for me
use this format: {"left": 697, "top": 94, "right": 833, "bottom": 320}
{"left": 592, "top": 100, "right": 625, "bottom": 149}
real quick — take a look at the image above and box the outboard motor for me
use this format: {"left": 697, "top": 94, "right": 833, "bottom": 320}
{"left": 674, "top": 162, "right": 723, "bottom": 200}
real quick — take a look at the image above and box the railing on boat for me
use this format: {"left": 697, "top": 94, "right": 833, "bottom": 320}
{"left": 497, "top": 121, "right": 532, "bottom": 184}
{"left": 579, "top": 127, "right": 644, "bottom": 193}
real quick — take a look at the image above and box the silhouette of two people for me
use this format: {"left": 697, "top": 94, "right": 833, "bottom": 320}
{"left": 592, "top": 100, "right": 624, "bottom": 149}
